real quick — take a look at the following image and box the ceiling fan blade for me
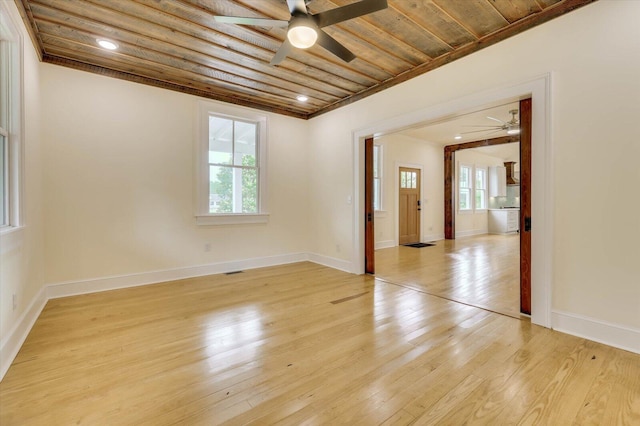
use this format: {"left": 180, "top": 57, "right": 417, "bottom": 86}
{"left": 487, "top": 116, "right": 507, "bottom": 124}
{"left": 315, "top": 0, "right": 388, "bottom": 28}
{"left": 462, "top": 124, "right": 503, "bottom": 128}
{"left": 460, "top": 128, "right": 503, "bottom": 135}
{"left": 213, "top": 16, "right": 289, "bottom": 27}
{"left": 316, "top": 29, "right": 356, "bottom": 62}
{"left": 270, "top": 39, "right": 293, "bottom": 65}
{"left": 287, "top": 0, "right": 308, "bottom": 14}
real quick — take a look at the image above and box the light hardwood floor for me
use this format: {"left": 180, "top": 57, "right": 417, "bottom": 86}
{"left": 1, "top": 262, "right": 639, "bottom": 425}
{"left": 376, "top": 234, "right": 521, "bottom": 318}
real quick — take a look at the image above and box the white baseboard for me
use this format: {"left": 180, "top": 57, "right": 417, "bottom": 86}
{"left": 375, "top": 240, "right": 395, "bottom": 250}
{"left": 0, "top": 286, "right": 48, "bottom": 380}
{"left": 6, "top": 255, "right": 637, "bottom": 385}
{"left": 307, "top": 253, "right": 353, "bottom": 273}
{"left": 47, "top": 253, "right": 309, "bottom": 299}
{"left": 1, "top": 252, "right": 312, "bottom": 382}
{"left": 552, "top": 310, "right": 640, "bottom": 354}
{"left": 455, "top": 229, "right": 488, "bottom": 238}
{"left": 422, "top": 233, "right": 445, "bottom": 242}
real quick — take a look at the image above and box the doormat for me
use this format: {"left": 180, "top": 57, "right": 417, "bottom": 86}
{"left": 403, "top": 242, "right": 435, "bottom": 248}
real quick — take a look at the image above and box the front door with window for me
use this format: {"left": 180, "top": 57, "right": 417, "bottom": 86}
{"left": 399, "top": 167, "right": 421, "bottom": 245}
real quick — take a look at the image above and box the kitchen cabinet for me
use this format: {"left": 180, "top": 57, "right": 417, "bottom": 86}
{"left": 489, "top": 209, "right": 519, "bottom": 234}
{"left": 489, "top": 166, "right": 506, "bottom": 197}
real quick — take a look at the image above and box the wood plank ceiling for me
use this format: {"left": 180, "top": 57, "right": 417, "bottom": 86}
{"left": 15, "top": 0, "right": 597, "bottom": 119}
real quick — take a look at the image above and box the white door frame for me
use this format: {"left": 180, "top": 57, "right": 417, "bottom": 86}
{"left": 352, "top": 73, "right": 553, "bottom": 328}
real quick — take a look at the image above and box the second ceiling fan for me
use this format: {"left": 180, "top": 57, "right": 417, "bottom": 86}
{"left": 461, "top": 109, "right": 521, "bottom": 136}
{"left": 214, "top": 0, "right": 388, "bottom": 65}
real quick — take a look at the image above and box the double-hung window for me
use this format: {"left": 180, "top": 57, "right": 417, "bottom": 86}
{"left": 459, "top": 164, "right": 488, "bottom": 212}
{"left": 0, "top": 2, "right": 22, "bottom": 231}
{"left": 196, "top": 102, "right": 268, "bottom": 225}
{"left": 458, "top": 164, "right": 472, "bottom": 211}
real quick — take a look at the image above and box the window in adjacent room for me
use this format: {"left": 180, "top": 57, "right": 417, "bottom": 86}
{"left": 475, "top": 167, "right": 487, "bottom": 210}
{"left": 0, "top": 2, "right": 23, "bottom": 231}
{"left": 458, "top": 164, "right": 472, "bottom": 211}
{"left": 373, "top": 144, "right": 382, "bottom": 211}
{"left": 196, "top": 102, "right": 268, "bottom": 225}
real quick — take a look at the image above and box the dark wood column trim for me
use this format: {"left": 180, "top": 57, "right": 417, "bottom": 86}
{"left": 444, "top": 150, "right": 455, "bottom": 239}
{"left": 364, "top": 137, "right": 375, "bottom": 274}
{"left": 519, "top": 98, "right": 533, "bottom": 315}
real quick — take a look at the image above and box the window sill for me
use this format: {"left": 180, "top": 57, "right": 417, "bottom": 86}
{"left": 0, "top": 224, "right": 23, "bottom": 236}
{"left": 0, "top": 225, "right": 24, "bottom": 255}
{"left": 196, "top": 213, "right": 270, "bottom": 226}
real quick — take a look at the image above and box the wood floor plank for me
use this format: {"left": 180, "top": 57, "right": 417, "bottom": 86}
{"left": 376, "top": 234, "right": 521, "bottom": 318}
{"left": 1, "top": 253, "right": 638, "bottom": 425}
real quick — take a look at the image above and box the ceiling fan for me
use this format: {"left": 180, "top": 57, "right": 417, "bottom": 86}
{"left": 461, "top": 109, "right": 521, "bottom": 136}
{"left": 213, "top": 0, "right": 388, "bottom": 65}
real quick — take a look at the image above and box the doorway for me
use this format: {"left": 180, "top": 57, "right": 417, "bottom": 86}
{"left": 443, "top": 98, "right": 531, "bottom": 314}
{"left": 355, "top": 75, "right": 552, "bottom": 327}
{"left": 363, "top": 98, "right": 533, "bottom": 316}
{"left": 399, "top": 167, "right": 421, "bottom": 245}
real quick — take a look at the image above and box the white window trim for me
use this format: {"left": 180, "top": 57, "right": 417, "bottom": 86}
{"left": 0, "top": 1, "right": 24, "bottom": 234}
{"left": 195, "top": 101, "right": 269, "bottom": 225}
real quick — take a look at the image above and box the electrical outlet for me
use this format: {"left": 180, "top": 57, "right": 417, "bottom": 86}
{"left": 336, "top": 244, "right": 341, "bottom": 253}
{"left": 12, "top": 294, "right": 17, "bottom": 311}
{"left": 204, "top": 243, "right": 211, "bottom": 252}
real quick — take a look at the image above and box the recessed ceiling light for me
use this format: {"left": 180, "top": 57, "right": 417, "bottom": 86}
{"left": 454, "top": 135, "right": 462, "bottom": 140}
{"left": 296, "top": 95, "right": 308, "bottom": 102}
{"left": 97, "top": 39, "right": 118, "bottom": 50}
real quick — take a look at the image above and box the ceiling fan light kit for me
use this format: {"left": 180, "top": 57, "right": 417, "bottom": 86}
{"left": 287, "top": 16, "right": 318, "bottom": 48}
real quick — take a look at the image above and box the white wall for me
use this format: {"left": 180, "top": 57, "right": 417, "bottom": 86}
{"left": 374, "top": 134, "right": 443, "bottom": 248}
{"left": 454, "top": 149, "right": 504, "bottom": 237}
{"left": 0, "top": 1, "right": 45, "bottom": 375}
{"left": 308, "top": 0, "right": 640, "bottom": 337}
{"left": 41, "top": 65, "right": 310, "bottom": 286}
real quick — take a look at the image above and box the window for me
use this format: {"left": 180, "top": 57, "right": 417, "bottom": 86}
{"left": 197, "top": 102, "right": 268, "bottom": 225}
{"left": 0, "top": 2, "right": 22, "bottom": 231}
{"left": 400, "top": 169, "right": 417, "bottom": 189}
{"left": 475, "top": 167, "right": 487, "bottom": 210}
{"left": 459, "top": 164, "right": 488, "bottom": 212}
{"left": 458, "top": 164, "right": 472, "bottom": 211}
{"left": 373, "top": 144, "right": 382, "bottom": 210}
